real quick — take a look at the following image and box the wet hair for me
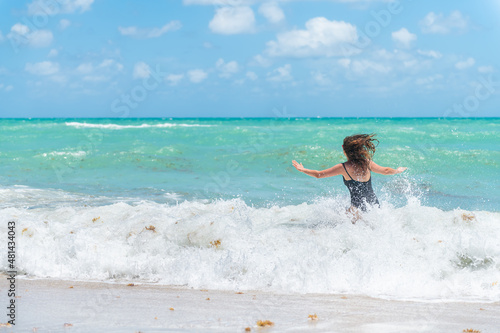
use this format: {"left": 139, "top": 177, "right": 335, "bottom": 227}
{"left": 342, "top": 133, "right": 379, "bottom": 170}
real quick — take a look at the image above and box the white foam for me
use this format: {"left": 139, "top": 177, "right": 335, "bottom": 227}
{"left": 36, "top": 151, "right": 87, "bottom": 158}
{"left": 64, "top": 122, "right": 213, "bottom": 129}
{"left": 1, "top": 196, "right": 499, "bottom": 301}
{"left": 0, "top": 187, "right": 130, "bottom": 209}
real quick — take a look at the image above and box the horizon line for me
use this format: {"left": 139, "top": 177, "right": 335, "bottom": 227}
{"left": 1, "top": 116, "right": 499, "bottom": 120}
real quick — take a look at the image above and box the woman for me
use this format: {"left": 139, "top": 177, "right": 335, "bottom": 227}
{"left": 292, "top": 133, "right": 407, "bottom": 216}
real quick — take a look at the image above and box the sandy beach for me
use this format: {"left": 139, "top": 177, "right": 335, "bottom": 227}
{"left": 0, "top": 275, "right": 498, "bottom": 332}
{"left": 1, "top": 0, "right": 500, "bottom": 329}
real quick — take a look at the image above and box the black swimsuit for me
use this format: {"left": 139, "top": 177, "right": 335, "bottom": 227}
{"left": 342, "top": 163, "right": 380, "bottom": 211}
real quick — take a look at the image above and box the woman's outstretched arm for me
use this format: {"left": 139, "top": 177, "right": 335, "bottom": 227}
{"left": 292, "top": 160, "right": 343, "bottom": 178}
{"left": 369, "top": 160, "right": 407, "bottom": 175}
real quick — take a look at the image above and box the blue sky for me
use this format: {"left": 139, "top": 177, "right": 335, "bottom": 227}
{"left": 0, "top": 0, "right": 499, "bottom": 117}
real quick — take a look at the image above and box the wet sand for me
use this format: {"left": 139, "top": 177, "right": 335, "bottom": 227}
{"left": 0, "top": 275, "right": 498, "bottom": 332}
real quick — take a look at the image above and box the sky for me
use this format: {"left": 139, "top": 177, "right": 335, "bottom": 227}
{"left": 0, "top": 0, "right": 499, "bottom": 118}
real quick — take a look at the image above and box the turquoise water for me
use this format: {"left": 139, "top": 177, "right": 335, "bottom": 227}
{"left": 0, "top": 118, "right": 498, "bottom": 211}
{"left": 1, "top": 118, "right": 500, "bottom": 300}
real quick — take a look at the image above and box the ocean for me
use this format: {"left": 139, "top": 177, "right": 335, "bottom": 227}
{"left": 0, "top": 117, "right": 499, "bottom": 302}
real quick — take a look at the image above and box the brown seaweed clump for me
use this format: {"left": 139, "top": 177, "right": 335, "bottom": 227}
{"left": 210, "top": 239, "right": 221, "bottom": 248}
{"left": 308, "top": 314, "right": 318, "bottom": 320}
{"left": 461, "top": 213, "right": 476, "bottom": 222}
{"left": 145, "top": 225, "right": 156, "bottom": 232}
{"left": 256, "top": 320, "right": 274, "bottom": 327}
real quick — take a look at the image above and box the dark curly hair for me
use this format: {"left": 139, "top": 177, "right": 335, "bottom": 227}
{"left": 342, "top": 133, "right": 379, "bottom": 170}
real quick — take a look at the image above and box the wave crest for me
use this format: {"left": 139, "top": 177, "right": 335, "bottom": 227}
{"left": 1, "top": 196, "right": 499, "bottom": 301}
{"left": 64, "top": 122, "right": 213, "bottom": 129}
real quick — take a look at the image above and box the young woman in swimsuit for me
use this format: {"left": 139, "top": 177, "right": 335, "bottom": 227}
{"left": 292, "top": 134, "right": 407, "bottom": 218}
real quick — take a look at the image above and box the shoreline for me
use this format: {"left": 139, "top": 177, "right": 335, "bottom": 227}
{"left": 2, "top": 117, "right": 499, "bottom": 120}
{"left": 1, "top": 275, "right": 499, "bottom": 332}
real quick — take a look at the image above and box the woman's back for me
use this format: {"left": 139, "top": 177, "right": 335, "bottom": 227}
{"left": 341, "top": 161, "right": 379, "bottom": 210}
{"left": 341, "top": 161, "right": 371, "bottom": 182}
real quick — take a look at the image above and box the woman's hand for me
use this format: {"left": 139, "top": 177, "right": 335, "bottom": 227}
{"left": 292, "top": 160, "right": 305, "bottom": 172}
{"left": 396, "top": 167, "right": 407, "bottom": 174}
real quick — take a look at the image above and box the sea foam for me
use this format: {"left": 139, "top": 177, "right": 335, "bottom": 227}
{"left": 1, "top": 190, "right": 499, "bottom": 302}
{"left": 64, "top": 122, "right": 213, "bottom": 129}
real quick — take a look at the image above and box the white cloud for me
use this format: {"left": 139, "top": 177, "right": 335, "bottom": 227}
{"left": 133, "top": 62, "right": 152, "bottom": 79}
{"left": 28, "top": 0, "right": 94, "bottom": 15}
{"left": 246, "top": 71, "right": 258, "bottom": 81}
{"left": 338, "top": 58, "right": 351, "bottom": 68}
{"left": 48, "top": 49, "right": 58, "bottom": 57}
{"left": 403, "top": 60, "right": 417, "bottom": 68}
{"left": 340, "top": 58, "right": 391, "bottom": 75}
{"left": 265, "top": 17, "right": 359, "bottom": 57}
{"left": 267, "top": 64, "right": 292, "bottom": 82}
{"left": 416, "top": 74, "right": 443, "bottom": 85}
{"left": 352, "top": 60, "right": 390, "bottom": 75}
{"left": 391, "top": 28, "right": 416, "bottom": 48}
{"left": 417, "top": 49, "right": 442, "bottom": 59}
{"left": 119, "top": 21, "right": 182, "bottom": 39}
{"left": 28, "top": 30, "right": 53, "bottom": 47}
{"left": 11, "top": 23, "right": 29, "bottom": 35}
{"left": 188, "top": 69, "right": 208, "bottom": 83}
{"left": 420, "top": 11, "right": 468, "bottom": 34}
{"left": 478, "top": 66, "right": 494, "bottom": 74}
{"left": 251, "top": 54, "right": 272, "bottom": 67}
{"left": 60, "top": 19, "right": 71, "bottom": 30}
{"left": 455, "top": 57, "right": 475, "bottom": 70}
{"left": 72, "top": 59, "right": 123, "bottom": 82}
{"left": 0, "top": 84, "right": 14, "bottom": 92}
{"left": 259, "top": 2, "right": 285, "bottom": 24}
{"left": 338, "top": 50, "right": 431, "bottom": 82}
{"left": 373, "top": 49, "right": 394, "bottom": 60}
{"left": 209, "top": 7, "right": 256, "bottom": 34}
{"left": 233, "top": 78, "right": 245, "bottom": 85}
{"left": 25, "top": 61, "right": 60, "bottom": 75}
{"left": 312, "top": 71, "right": 331, "bottom": 86}
{"left": 7, "top": 23, "right": 53, "bottom": 48}
{"left": 50, "top": 75, "right": 67, "bottom": 84}
{"left": 166, "top": 74, "right": 184, "bottom": 85}
{"left": 83, "top": 75, "right": 108, "bottom": 82}
{"left": 99, "top": 59, "right": 114, "bottom": 68}
{"left": 118, "top": 27, "right": 137, "bottom": 36}
{"left": 183, "top": 0, "right": 253, "bottom": 5}
{"left": 76, "top": 63, "right": 93, "bottom": 74}
{"left": 183, "top": 0, "right": 390, "bottom": 5}
{"left": 98, "top": 59, "right": 123, "bottom": 71}
{"left": 216, "top": 58, "right": 239, "bottom": 78}
{"left": 59, "top": 0, "right": 94, "bottom": 13}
